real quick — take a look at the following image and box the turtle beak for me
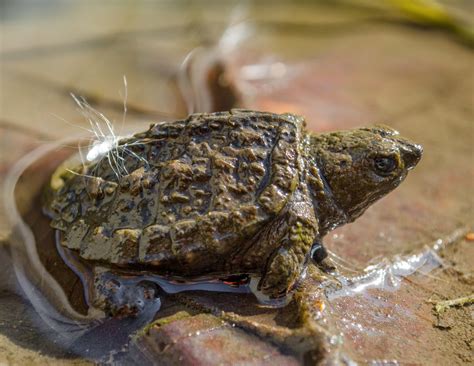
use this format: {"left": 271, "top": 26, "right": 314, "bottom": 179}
{"left": 401, "top": 142, "right": 423, "bottom": 170}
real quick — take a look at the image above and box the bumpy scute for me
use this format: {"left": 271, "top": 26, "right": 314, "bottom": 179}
{"left": 48, "top": 110, "right": 304, "bottom": 270}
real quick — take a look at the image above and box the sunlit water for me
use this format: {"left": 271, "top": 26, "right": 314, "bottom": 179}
{"left": 3, "top": 133, "right": 297, "bottom": 362}
{"left": 4, "top": 135, "right": 463, "bottom": 364}
{"left": 0, "top": 19, "right": 301, "bottom": 361}
{"left": 1, "top": 12, "right": 468, "bottom": 364}
{"left": 320, "top": 227, "right": 467, "bottom": 364}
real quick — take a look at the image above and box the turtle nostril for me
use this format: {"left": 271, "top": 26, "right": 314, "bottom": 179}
{"left": 403, "top": 143, "right": 423, "bottom": 169}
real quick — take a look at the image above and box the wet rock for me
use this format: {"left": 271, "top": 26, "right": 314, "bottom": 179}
{"left": 129, "top": 313, "right": 300, "bottom": 366}
{"left": 1, "top": 1, "right": 473, "bottom": 364}
{"left": 221, "top": 21, "right": 473, "bottom": 364}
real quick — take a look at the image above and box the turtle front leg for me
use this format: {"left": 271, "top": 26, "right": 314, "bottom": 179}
{"left": 258, "top": 202, "right": 318, "bottom": 298}
{"left": 91, "top": 267, "right": 161, "bottom": 317}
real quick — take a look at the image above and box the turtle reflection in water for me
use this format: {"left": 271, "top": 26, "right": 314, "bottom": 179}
{"left": 45, "top": 110, "right": 422, "bottom": 316}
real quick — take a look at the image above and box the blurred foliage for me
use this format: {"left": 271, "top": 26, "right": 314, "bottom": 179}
{"left": 388, "top": 0, "right": 473, "bottom": 47}
{"left": 326, "top": 0, "right": 473, "bottom": 47}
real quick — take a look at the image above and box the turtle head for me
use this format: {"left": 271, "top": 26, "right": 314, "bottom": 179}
{"left": 311, "top": 125, "right": 422, "bottom": 223}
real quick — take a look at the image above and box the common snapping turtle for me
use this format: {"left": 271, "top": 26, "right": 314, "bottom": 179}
{"left": 46, "top": 110, "right": 422, "bottom": 316}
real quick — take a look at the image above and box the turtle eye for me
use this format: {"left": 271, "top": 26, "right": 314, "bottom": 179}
{"left": 373, "top": 156, "right": 397, "bottom": 175}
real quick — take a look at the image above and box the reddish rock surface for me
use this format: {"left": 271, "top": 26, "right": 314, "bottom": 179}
{"left": 1, "top": 1, "right": 472, "bottom": 365}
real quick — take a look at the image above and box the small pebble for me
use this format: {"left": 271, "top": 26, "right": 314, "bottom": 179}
{"left": 465, "top": 232, "right": 474, "bottom": 241}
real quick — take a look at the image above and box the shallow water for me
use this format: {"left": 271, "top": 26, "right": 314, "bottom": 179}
{"left": 0, "top": 19, "right": 300, "bottom": 360}
{"left": 4, "top": 138, "right": 468, "bottom": 364}
{"left": 1, "top": 2, "right": 473, "bottom": 364}
{"left": 3, "top": 137, "right": 298, "bottom": 362}
{"left": 4, "top": 142, "right": 473, "bottom": 365}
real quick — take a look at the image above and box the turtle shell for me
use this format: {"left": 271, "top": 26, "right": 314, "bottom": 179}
{"left": 48, "top": 110, "right": 305, "bottom": 273}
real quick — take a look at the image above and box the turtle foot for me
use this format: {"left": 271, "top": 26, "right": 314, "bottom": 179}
{"left": 92, "top": 268, "right": 161, "bottom": 317}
